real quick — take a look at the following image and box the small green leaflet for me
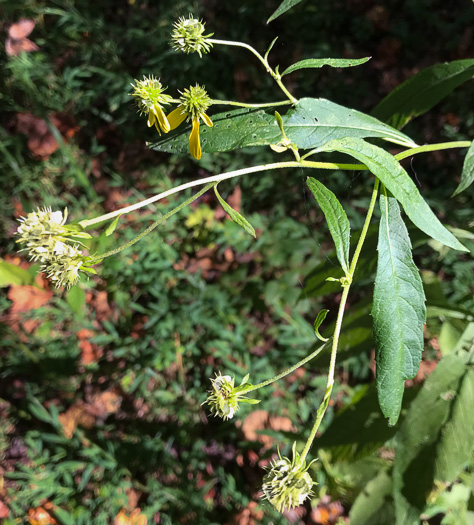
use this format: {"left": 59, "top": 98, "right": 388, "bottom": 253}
{"left": 307, "top": 177, "right": 351, "bottom": 273}
{"left": 313, "top": 309, "right": 329, "bottom": 342}
{"left": 452, "top": 141, "right": 474, "bottom": 196}
{"left": 372, "top": 59, "right": 474, "bottom": 129}
{"left": 0, "top": 259, "right": 33, "bottom": 287}
{"left": 317, "top": 137, "right": 468, "bottom": 252}
{"left": 372, "top": 192, "right": 426, "bottom": 425}
{"left": 281, "top": 57, "right": 371, "bottom": 77}
{"left": 67, "top": 286, "right": 86, "bottom": 316}
{"left": 267, "top": 0, "right": 305, "bottom": 23}
{"left": 105, "top": 214, "right": 122, "bottom": 236}
{"left": 214, "top": 184, "right": 256, "bottom": 237}
{"left": 149, "top": 98, "right": 417, "bottom": 155}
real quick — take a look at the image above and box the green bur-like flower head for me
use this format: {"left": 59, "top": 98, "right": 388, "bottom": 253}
{"left": 262, "top": 442, "right": 317, "bottom": 512}
{"left": 203, "top": 372, "right": 260, "bottom": 420}
{"left": 16, "top": 207, "right": 70, "bottom": 262}
{"left": 16, "top": 207, "right": 94, "bottom": 289}
{"left": 43, "top": 243, "right": 86, "bottom": 289}
{"left": 167, "top": 85, "right": 213, "bottom": 160}
{"left": 171, "top": 15, "right": 213, "bottom": 57}
{"left": 130, "top": 76, "right": 173, "bottom": 134}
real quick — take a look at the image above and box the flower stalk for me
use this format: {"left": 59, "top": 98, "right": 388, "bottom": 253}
{"left": 300, "top": 177, "right": 380, "bottom": 463}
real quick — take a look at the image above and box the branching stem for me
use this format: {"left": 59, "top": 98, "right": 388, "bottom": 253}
{"left": 244, "top": 339, "right": 332, "bottom": 394}
{"left": 207, "top": 38, "right": 298, "bottom": 103}
{"left": 87, "top": 183, "right": 214, "bottom": 263}
{"left": 300, "top": 177, "right": 380, "bottom": 462}
{"left": 79, "top": 140, "right": 470, "bottom": 230}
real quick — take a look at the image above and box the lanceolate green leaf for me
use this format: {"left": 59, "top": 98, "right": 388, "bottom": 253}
{"left": 214, "top": 184, "right": 256, "bottom": 237}
{"left": 452, "top": 141, "right": 474, "bottom": 196}
{"left": 105, "top": 214, "right": 121, "bottom": 236}
{"left": 307, "top": 177, "right": 350, "bottom": 274}
{"left": 149, "top": 98, "right": 416, "bottom": 155}
{"left": 349, "top": 469, "right": 395, "bottom": 525}
{"left": 372, "top": 192, "right": 426, "bottom": 425}
{"left": 282, "top": 57, "right": 371, "bottom": 77}
{"left": 372, "top": 59, "right": 474, "bottom": 129}
{"left": 267, "top": 0, "right": 305, "bottom": 23}
{"left": 393, "top": 353, "right": 472, "bottom": 524}
{"left": 149, "top": 106, "right": 276, "bottom": 155}
{"left": 318, "top": 137, "right": 468, "bottom": 252}
{"left": 314, "top": 309, "right": 329, "bottom": 342}
{"left": 281, "top": 99, "right": 416, "bottom": 149}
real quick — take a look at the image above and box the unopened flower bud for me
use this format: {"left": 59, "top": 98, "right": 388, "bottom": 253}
{"left": 262, "top": 442, "right": 317, "bottom": 512}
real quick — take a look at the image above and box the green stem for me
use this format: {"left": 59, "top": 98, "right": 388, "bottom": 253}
{"left": 79, "top": 162, "right": 302, "bottom": 228}
{"left": 210, "top": 99, "right": 293, "bottom": 109}
{"left": 79, "top": 140, "right": 471, "bottom": 230}
{"left": 87, "top": 183, "right": 214, "bottom": 263}
{"left": 244, "top": 340, "right": 331, "bottom": 394}
{"left": 300, "top": 177, "right": 380, "bottom": 462}
{"left": 394, "top": 140, "right": 472, "bottom": 160}
{"left": 207, "top": 38, "right": 298, "bottom": 103}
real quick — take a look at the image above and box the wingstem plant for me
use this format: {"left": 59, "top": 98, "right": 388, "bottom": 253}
{"left": 15, "top": 10, "right": 473, "bottom": 516}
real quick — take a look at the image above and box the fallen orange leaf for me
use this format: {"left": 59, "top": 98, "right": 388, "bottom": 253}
{"left": 28, "top": 506, "right": 57, "bottom": 525}
{"left": 8, "top": 285, "right": 52, "bottom": 314}
{"left": 58, "top": 403, "right": 95, "bottom": 438}
{"left": 114, "top": 509, "right": 147, "bottom": 525}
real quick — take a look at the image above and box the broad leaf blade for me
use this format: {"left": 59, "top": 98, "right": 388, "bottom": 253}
{"left": 214, "top": 185, "right": 256, "bottom": 237}
{"left": 281, "top": 98, "right": 416, "bottom": 149}
{"left": 150, "top": 107, "right": 277, "bottom": 155}
{"left": 149, "top": 98, "right": 417, "bottom": 155}
{"left": 452, "top": 141, "right": 474, "bottom": 196}
{"left": 282, "top": 57, "right": 370, "bottom": 76}
{"left": 350, "top": 469, "right": 395, "bottom": 525}
{"left": 393, "top": 353, "right": 471, "bottom": 524}
{"left": 307, "top": 177, "right": 350, "bottom": 273}
{"left": 318, "top": 137, "right": 468, "bottom": 252}
{"left": 372, "top": 59, "right": 474, "bottom": 129}
{"left": 0, "top": 259, "right": 33, "bottom": 286}
{"left": 372, "top": 192, "right": 426, "bottom": 425}
{"left": 267, "top": 0, "right": 305, "bottom": 23}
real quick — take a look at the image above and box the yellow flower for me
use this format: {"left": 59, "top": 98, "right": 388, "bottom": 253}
{"left": 167, "top": 84, "right": 213, "bottom": 159}
{"left": 130, "top": 76, "right": 172, "bottom": 135}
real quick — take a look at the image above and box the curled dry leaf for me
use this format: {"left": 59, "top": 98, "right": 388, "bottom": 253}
{"left": 58, "top": 403, "right": 95, "bottom": 438}
{"left": 6, "top": 19, "right": 38, "bottom": 57}
{"left": 15, "top": 114, "right": 59, "bottom": 159}
{"left": 28, "top": 506, "right": 57, "bottom": 525}
{"left": 0, "top": 501, "right": 10, "bottom": 519}
{"left": 8, "top": 19, "right": 35, "bottom": 39}
{"left": 58, "top": 391, "right": 121, "bottom": 438}
{"left": 114, "top": 509, "right": 147, "bottom": 525}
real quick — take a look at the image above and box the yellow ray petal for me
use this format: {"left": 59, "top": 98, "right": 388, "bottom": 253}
{"left": 153, "top": 104, "right": 170, "bottom": 133}
{"left": 189, "top": 116, "right": 201, "bottom": 160}
{"left": 167, "top": 107, "right": 187, "bottom": 130}
{"left": 147, "top": 111, "right": 155, "bottom": 128}
{"left": 200, "top": 112, "right": 213, "bottom": 127}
